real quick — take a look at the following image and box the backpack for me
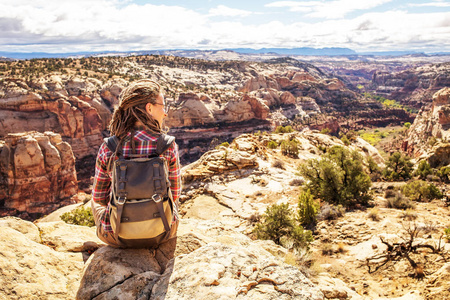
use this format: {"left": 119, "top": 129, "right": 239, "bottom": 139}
{"left": 104, "top": 133, "right": 176, "bottom": 248}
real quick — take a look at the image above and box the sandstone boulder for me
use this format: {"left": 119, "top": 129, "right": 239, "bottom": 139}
{"left": 0, "top": 225, "right": 84, "bottom": 300}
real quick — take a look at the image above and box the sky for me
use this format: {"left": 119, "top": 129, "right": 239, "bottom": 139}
{"left": 0, "top": 0, "right": 449, "bottom": 53}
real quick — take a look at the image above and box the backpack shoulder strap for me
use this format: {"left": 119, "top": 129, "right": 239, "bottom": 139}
{"left": 104, "top": 135, "right": 122, "bottom": 155}
{"left": 156, "top": 134, "right": 175, "bottom": 156}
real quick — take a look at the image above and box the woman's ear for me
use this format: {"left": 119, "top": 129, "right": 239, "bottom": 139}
{"left": 145, "top": 103, "right": 152, "bottom": 115}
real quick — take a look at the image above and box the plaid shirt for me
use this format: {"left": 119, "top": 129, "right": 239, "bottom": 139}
{"left": 92, "top": 130, "right": 181, "bottom": 233}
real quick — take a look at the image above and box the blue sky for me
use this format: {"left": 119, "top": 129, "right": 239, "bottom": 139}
{"left": 0, "top": 0, "right": 449, "bottom": 53}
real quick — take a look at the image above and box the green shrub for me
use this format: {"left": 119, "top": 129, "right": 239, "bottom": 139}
{"left": 267, "top": 140, "right": 278, "bottom": 149}
{"left": 297, "top": 189, "right": 320, "bottom": 228}
{"left": 216, "top": 141, "right": 229, "bottom": 149}
{"left": 253, "top": 203, "right": 313, "bottom": 250}
{"left": 401, "top": 181, "right": 443, "bottom": 202}
{"left": 60, "top": 205, "right": 95, "bottom": 227}
{"left": 275, "top": 125, "right": 294, "bottom": 134}
{"left": 445, "top": 227, "right": 450, "bottom": 242}
{"left": 382, "top": 152, "right": 413, "bottom": 181}
{"left": 341, "top": 135, "right": 350, "bottom": 146}
{"left": 320, "top": 128, "right": 331, "bottom": 134}
{"left": 404, "top": 122, "right": 411, "bottom": 129}
{"left": 386, "top": 191, "right": 415, "bottom": 210}
{"left": 299, "top": 146, "right": 372, "bottom": 207}
{"left": 280, "top": 139, "right": 299, "bottom": 157}
{"left": 437, "top": 166, "right": 450, "bottom": 183}
{"left": 414, "top": 160, "right": 432, "bottom": 180}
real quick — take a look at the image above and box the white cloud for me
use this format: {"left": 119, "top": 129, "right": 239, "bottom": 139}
{"left": 0, "top": 1, "right": 448, "bottom": 53}
{"left": 409, "top": 2, "right": 450, "bottom": 7}
{"left": 208, "top": 5, "right": 253, "bottom": 17}
{"left": 265, "top": 0, "right": 393, "bottom": 19}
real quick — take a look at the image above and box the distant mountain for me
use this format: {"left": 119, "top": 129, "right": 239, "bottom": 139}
{"left": 228, "top": 47, "right": 357, "bottom": 56}
{"left": 1, "top": 48, "right": 449, "bottom": 60}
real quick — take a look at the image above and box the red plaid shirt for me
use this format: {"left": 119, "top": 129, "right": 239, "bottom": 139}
{"left": 92, "top": 130, "right": 181, "bottom": 233}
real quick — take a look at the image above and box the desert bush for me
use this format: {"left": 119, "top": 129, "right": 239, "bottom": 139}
{"left": 289, "top": 178, "right": 304, "bottom": 186}
{"left": 320, "top": 243, "right": 334, "bottom": 255}
{"left": 366, "top": 156, "right": 381, "bottom": 181}
{"left": 272, "top": 159, "right": 285, "bottom": 169}
{"left": 317, "top": 203, "right": 345, "bottom": 221}
{"left": 404, "top": 122, "right": 411, "bottom": 129}
{"left": 401, "top": 181, "right": 443, "bottom": 202}
{"left": 216, "top": 141, "right": 229, "bottom": 149}
{"left": 299, "top": 145, "right": 372, "bottom": 207}
{"left": 253, "top": 203, "right": 313, "bottom": 250}
{"left": 386, "top": 191, "right": 415, "bottom": 210}
{"left": 275, "top": 125, "right": 294, "bottom": 133}
{"left": 60, "top": 205, "right": 95, "bottom": 227}
{"left": 400, "top": 209, "right": 417, "bottom": 220}
{"left": 341, "top": 135, "right": 350, "bottom": 146}
{"left": 336, "top": 242, "right": 346, "bottom": 254}
{"left": 414, "top": 160, "right": 432, "bottom": 180}
{"left": 267, "top": 140, "right": 278, "bottom": 149}
{"left": 445, "top": 227, "right": 450, "bottom": 242}
{"left": 437, "top": 166, "right": 450, "bottom": 183}
{"left": 280, "top": 139, "right": 299, "bottom": 157}
{"left": 382, "top": 152, "right": 413, "bottom": 181}
{"left": 297, "top": 189, "right": 320, "bottom": 228}
{"left": 320, "top": 128, "right": 331, "bottom": 134}
{"left": 368, "top": 208, "right": 380, "bottom": 221}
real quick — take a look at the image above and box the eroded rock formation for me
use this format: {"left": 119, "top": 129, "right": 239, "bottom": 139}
{"left": 371, "top": 62, "right": 450, "bottom": 108}
{"left": 406, "top": 87, "right": 450, "bottom": 166}
{"left": 0, "top": 77, "right": 122, "bottom": 159}
{"left": 0, "top": 131, "right": 77, "bottom": 218}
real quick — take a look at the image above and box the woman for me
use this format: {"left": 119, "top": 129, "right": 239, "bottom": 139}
{"left": 91, "top": 79, "right": 181, "bottom": 248}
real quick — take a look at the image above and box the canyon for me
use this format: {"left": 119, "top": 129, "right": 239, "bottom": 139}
{"left": 0, "top": 54, "right": 449, "bottom": 299}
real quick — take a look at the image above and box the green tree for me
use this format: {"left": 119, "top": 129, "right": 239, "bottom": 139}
{"left": 253, "top": 203, "right": 313, "bottom": 249}
{"left": 382, "top": 152, "right": 413, "bottom": 181}
{"left": 299, "top": 146, "right": 372, "bottom": 207}
{"left": 297, "top": 189, "right": 320, "bottom": 228}
{"left": 414, "top": 160, "right": 432, "bottom": 180}
{"left": 401, "top": 181, "right": 443, "bottom": 202}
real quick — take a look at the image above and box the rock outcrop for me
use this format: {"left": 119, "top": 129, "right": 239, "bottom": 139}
{"left": 0, "top": 132, "right": 77, "bottom": 218}
{"left": 406, "top": 87, "right": 450, "bottom": 165}
{"left": 166, "top": 92, "right": 270, "bottom": 128}
{"left": 0, "top": 77, "right": 122, "bottom": 159}
{"left": 0, "top": 216, "right": 325, "bottom": 300}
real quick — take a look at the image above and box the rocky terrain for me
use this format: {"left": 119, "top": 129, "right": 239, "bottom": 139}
{"left": 0, "top": 128, "right": 448, "bottom": 299}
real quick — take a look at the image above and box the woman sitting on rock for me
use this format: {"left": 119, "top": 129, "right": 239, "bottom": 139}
{"left": 91, "top": 79, "right": 181, "bottom": 249}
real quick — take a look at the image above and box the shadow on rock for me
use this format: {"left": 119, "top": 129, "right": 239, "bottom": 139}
{"left": 76, "top": 238, "right": 176, "bottom": 300}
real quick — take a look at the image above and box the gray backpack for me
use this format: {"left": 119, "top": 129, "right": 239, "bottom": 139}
{"left": 104, "top": 133, "right": 176, "bottom": 248}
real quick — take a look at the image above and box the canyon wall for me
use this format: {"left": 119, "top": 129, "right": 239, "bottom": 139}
{"left": 405, "top": 87, "right": 450, "bottom": 166}
{"left": 0, "top": 132, "right": 77, "bottom": 219}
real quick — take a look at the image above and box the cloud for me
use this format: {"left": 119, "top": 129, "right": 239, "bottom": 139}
{"left": 265, "top": 0, "right": 393, "bottom": 19}
{"left": 0, "top": 1, "right": 448, "bottom": 53}
{"left": 409, "top": 2, "right": 450, "bottom": 7}
{"left": 208, "top": 5, "right": 253, "bottom": 17}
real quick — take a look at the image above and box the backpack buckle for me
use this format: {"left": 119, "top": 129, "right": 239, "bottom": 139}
{"left": 117, "top": 196, "right": 127, "bottom": 205}
{"left": 152, "top": 194, "right": 162, "bottom": 203}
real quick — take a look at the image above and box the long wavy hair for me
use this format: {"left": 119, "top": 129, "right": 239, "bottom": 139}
{"left": 109, "top": 79, "right": 165, "bottom": 139}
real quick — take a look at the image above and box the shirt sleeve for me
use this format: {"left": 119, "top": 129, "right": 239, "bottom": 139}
{"left": 167, "top": 141, "right": 182, "bottom": 219}
{"left": 92, "top": 143, "right": 112, "bottom": 207}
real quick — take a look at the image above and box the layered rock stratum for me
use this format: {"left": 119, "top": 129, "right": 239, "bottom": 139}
{"left": 0, "top": 131, "right": 77, "bottom": 218}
